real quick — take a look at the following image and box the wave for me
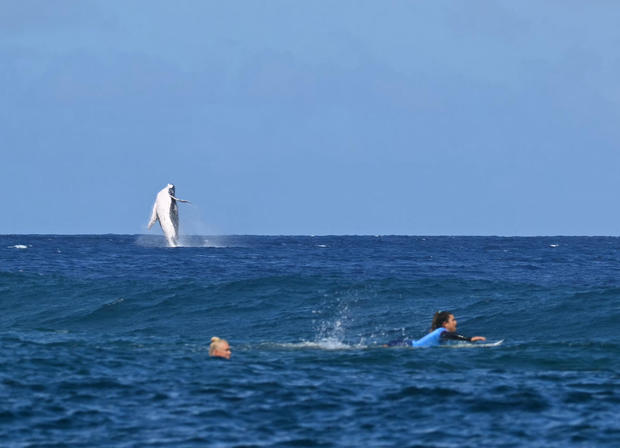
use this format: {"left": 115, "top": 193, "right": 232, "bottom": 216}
{"left": 258, "top": 340, "right": 364, "bottom": 350}
{"left": 253, "top": 339, "right": 505, "bottom": 351}
{"left": 2, "top": 268, "right": 618, "bottom": 346}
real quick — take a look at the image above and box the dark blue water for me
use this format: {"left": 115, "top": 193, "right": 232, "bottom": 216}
{"left": 1, "top": 235, "right": 619, "bottom": 447}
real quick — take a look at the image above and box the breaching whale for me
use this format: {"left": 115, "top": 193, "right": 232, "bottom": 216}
{"left": 147, "top": 184, "right": 190, "bottom": 247}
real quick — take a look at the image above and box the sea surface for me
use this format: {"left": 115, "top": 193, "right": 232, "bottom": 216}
{"left": 1, "top": 235, "right": 619, "bottom": 447}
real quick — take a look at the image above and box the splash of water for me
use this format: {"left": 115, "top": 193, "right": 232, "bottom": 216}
{"left": 312, "top": 300, "right": 354, "bottom": 348}
{"left": 138, "top": 199, "right": 227, "bottom": 248}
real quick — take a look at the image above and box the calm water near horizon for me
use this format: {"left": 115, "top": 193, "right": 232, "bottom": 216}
{"left": 1, "top": 235, "right": 619, "bottom": 447}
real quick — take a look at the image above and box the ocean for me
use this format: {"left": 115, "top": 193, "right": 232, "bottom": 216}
{"left": 1, "top": 235, "right": 618, "bottom": 447}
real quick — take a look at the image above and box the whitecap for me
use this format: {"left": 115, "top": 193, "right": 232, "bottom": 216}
{"left": 9, "top": 245, "right": 28, "bottom": 249}
{"left": 268, "top": 339, "right": 365, "bottom": 350}
{"left": 105, "top": 297, "right": 125, "bottom": 307}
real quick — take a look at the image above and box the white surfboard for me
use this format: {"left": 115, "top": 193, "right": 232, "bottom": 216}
{"left": 476, "top": 339, "right": 504, "bottom": 347}
{"left": 441, "top": 339, "right": 504, "bottom": 348}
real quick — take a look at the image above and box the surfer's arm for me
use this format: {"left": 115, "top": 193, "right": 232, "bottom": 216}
{"left": 441, "top": 332, "right": 486, "bottom": 343}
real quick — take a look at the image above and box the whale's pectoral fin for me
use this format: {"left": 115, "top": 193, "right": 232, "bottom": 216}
{"left": 147, "top": 203, "right": 158, "bottom": 229}
{"left": 170, "top": 195, "right": 191, "bottom": 203}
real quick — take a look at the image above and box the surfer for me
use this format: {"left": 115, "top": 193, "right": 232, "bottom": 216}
{"left": 209, "top": 337, "right": 232, "bottom": 359}
{"left": 386, "top": 311, "right": 486, "bottom": 347}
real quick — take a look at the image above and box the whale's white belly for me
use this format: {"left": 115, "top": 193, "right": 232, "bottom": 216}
{"left": 151, "top": 189, "right": 179, "bottom": 247}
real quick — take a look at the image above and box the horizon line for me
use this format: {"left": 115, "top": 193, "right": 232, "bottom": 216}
{"left": 2, "top": 233, "right": 619, "bottom": 238}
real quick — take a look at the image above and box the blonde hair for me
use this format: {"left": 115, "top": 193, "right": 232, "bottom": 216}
{"left": 209, "top": 336, "right": 228, "bottom": 356}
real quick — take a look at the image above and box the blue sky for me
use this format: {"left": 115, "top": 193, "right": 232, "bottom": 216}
{"left": 2, "top": 1, "right": 619, "bottom": 235}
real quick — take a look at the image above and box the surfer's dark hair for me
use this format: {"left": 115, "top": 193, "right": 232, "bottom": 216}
{"left": 431, "top": 310, "right": 453, "bottom": 331}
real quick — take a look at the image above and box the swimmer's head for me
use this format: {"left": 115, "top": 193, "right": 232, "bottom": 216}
{"left": 209, "top": 337, "right": 231, "bottom": 359}
{"left": 431, "top": 310, "right": 457, "bottom": 332}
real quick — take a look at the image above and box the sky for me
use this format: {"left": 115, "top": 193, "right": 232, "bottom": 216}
{"left": 2, "top": 1, "right": 619, "bottom": 236}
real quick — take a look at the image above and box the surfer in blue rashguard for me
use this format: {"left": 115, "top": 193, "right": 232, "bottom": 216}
{"left": 387, "top": 311, "right": 486, "bottom": 347}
